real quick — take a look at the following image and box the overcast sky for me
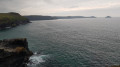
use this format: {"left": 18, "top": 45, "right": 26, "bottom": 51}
{"left": 0, "top": 0, "right": 120, "bottom": 17}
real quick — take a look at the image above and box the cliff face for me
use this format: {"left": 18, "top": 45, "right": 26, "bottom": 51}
{"left": 0, "top": 12, "right": 30, "bottom": 30}
{"left": 0, "top": 38, "right": 33, "bottom": 67}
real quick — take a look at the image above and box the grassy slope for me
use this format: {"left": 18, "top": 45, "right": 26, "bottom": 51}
{"left": 0, "top": 13, "right": 29, "bottom": 28}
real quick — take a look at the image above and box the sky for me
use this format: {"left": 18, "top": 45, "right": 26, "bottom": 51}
{"left": 0, "top": 0, "right": 120, "bottom": 17}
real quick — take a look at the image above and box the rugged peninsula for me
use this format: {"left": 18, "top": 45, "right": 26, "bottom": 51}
{"left": 0, "top": 38, "right": 33, "bottom": 67}
{"left": 0, "top": 12, "right": 30, "bottom": 30}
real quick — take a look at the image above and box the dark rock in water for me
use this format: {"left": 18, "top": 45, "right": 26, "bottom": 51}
{"left": 0, "top": 38, "right": 33, "bottom": 67}
{"left": 105, "top": 16, "right": 112, "bottom": 18}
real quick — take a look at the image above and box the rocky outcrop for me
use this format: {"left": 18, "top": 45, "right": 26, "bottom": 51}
{"left": 105, "top": 16, "right": 112, "bottom": 18}
{"left": 0, "top": 38, "right": 33, "bottom": 67}
{"left": 0, "top": 12, "right": 31, "bottom": 30}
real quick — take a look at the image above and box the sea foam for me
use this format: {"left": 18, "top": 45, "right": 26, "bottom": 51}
{"left": 27, "top": 52, "right": 49, "bottom": 66}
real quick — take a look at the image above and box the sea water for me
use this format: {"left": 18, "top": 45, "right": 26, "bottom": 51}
{"left": 0, "top": 18, "right": 120, "bottom": 67}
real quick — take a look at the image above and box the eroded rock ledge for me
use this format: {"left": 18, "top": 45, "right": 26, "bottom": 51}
{"left": 0, "top": 38, "right": 33, "bottom": 67}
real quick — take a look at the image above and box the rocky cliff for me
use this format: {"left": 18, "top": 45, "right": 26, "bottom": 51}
{"left": 0, "top": 38, "right": 33, "bottom": 67}
{"left": 0, "top": 12, "right": 31, "bottom": 30}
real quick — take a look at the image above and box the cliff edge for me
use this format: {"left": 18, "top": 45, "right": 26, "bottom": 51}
{"left": 0, "top": 38, "right": 33, "bottom": 67}
{"left": 0, "top": 12, "right": 30, "bottom": 30}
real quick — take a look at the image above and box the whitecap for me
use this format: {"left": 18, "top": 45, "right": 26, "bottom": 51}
{"left": 27, "top": 52, "right": 49, "bottom": 66}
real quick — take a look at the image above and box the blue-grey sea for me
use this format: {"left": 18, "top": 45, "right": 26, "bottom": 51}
{"left": 0, "top": 18, "right": 120, "bottom": 67}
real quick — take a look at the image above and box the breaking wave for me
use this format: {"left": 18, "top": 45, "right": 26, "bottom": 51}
{"left": 27, "top": 52, "right": 49, "bottom": 67}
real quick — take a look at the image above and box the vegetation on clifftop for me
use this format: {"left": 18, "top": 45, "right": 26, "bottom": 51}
{"left": 0, "top": 12, "right": 30, "bottom": 29}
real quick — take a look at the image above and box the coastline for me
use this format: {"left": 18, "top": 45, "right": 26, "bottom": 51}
{"left": 0, "top": 12, "right": 31, "bottom": 30}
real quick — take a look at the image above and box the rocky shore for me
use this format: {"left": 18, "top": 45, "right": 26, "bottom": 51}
{"left": 0, "top": 12, "right": 31, "bottom": 30}
{"left": 0, "top": 38, "right": 33, "bottom": 67}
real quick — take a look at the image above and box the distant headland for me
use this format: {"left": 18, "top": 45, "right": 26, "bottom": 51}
{"left": 0, "top": 12, "right": 97, "bottom": 30}
{"left": 0, "top": 12, "right": 30, "bottom": 30}
{"left": 24, "top": 15, "right": 96, "bottom": 21}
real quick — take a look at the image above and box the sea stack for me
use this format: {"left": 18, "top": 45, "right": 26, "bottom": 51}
{"left": 0, "top": 38, "right": 33, "bottom": 67}
{"left": 105, "top": 16, "right": 112, "bottom": 18}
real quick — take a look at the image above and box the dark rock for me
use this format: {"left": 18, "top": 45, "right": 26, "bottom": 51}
{"left": 105, "top": 16, "right": 112, "bottom": 18}
{"left": 0, "top": 38, "right": 33, "bottom": 67}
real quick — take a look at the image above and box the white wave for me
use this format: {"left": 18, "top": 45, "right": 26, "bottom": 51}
{"left": 27, "top": 52, "right": 49, "bottom": 66}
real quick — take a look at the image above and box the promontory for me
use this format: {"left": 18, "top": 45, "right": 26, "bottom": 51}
{"left": 0, "top": 38, "right": 33, "bottom": 67}
{"left": 0, "top": 12, "right": 30, "bottom": 30}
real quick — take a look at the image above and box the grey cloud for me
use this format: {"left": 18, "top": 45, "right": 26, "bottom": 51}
{"left": 0, "top": 0, "right": 120, "bottom": 17}
{"left": 42, "top": 0, "right": 53, "bottom": 3}
{"left": 51, "top": 7, "right": 120, "bottom": 17}
{"left": 69, "top": 6, "right": 79, "bottom": 8}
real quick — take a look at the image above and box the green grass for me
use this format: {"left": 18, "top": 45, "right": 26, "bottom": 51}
{"left": 0, "top": 12, "right": 29, "bottom": 29}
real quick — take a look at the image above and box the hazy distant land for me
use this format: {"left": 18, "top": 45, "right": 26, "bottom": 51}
{"left": 24, "top": 15, "right": 96, "bottom": 21}
{"left": 0, "top": 12, "right": 96, "bottom": 30}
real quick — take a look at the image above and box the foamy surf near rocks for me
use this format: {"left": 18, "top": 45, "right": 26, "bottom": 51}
{"left": 27, "top": 52, "right": 47, "bottom": 66}
{"left": 0, "top": 38, "right": 33, "bottom": 67}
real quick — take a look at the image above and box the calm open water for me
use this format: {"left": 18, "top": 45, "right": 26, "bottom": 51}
{"left": 0, "top": 18, "right": 120, "bottom": 67}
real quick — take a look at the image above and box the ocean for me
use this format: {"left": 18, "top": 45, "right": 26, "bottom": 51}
{"left": 0, "top": 18, "right": 120, "bottom": 67}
